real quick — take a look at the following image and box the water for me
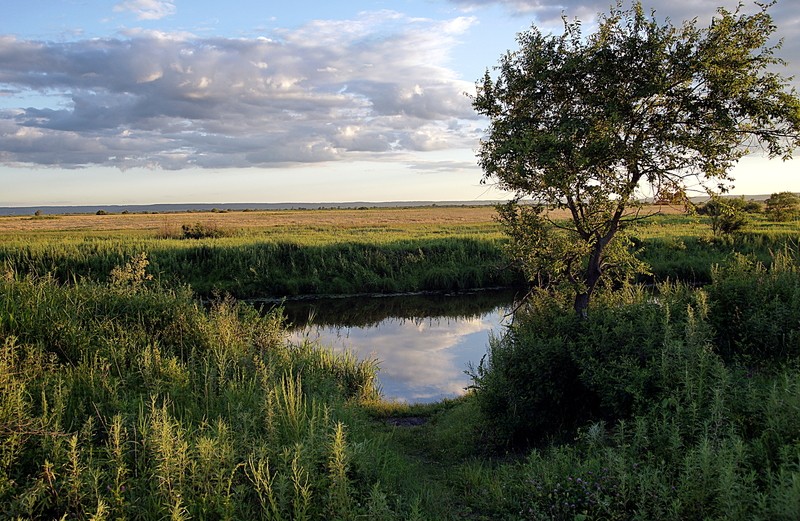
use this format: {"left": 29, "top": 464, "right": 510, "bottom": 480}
{"left": 279, "top": 290, "right": 516, "bottom": 403}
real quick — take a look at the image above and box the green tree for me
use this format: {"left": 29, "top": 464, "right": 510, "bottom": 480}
{"left": 473, "top": 1, "right": 800, "bottom": 317}
{"left": 701, "top": 195, "right": 748, "bottom": 236}
{"left": 765, "top": 191, "right": 800, "bottom": 221}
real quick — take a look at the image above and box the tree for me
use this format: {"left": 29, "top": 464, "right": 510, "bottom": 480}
{"left": 473, "top": 1, "right": 800, "bottom": 317}
{"left": 701, "top": 196, "right": 748, "bottom": 236}
{"left": 765, "top": 191, "right": 800, "bottom": 221}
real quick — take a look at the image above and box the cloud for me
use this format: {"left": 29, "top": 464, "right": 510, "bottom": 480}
{"left": 114, "top": 0, "right": 177, "bottom": 21}
{"left": 292, "top": 314, "right": 501, "bottom": 402}
{"left": 0, "top": 13, "right": 478, "bottom": 170}
{"left": 405, "top": 159, "right": 481, "bottom": 173}
{"left": 449, "top": 0, "right": 800, "bottom": 39}
{"left": 450, "top": 0, "right": 800, "bottom": 95}
{"left": 447, "top": 0, "right": 599, "bottom": 21}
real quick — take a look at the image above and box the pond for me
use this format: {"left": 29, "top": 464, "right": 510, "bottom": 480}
{"left": 275, "top": 289, "right": 517, "bottom": 403}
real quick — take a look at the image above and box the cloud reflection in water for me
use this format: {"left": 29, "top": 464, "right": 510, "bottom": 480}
{"left": 287, "top": 293, "right": 512, "bottom": 403}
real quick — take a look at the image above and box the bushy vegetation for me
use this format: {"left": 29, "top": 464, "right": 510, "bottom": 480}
{"left": 696, "top": 196, "right": 755, "bottom": 236}
{"left": 467, "top": 247, "right": 800, "bottom": 519}
{"left": 765, "top": 192, "right": 800, "bottom": 222}
{"left": 179, "top": 222, "right": 233, "bottom": 239}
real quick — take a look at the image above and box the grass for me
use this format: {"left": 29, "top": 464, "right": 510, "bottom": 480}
{"left": 2, "top": 205, "right": 800, "bottom": 519}
{"left": 0, "top": 206, "right": 502, "bottom": 235}
{"left": 0, "top": 206, "right": 516, "bottom": 298}
{"left": 2, "top": 204, "right": 797, "bottom": 298}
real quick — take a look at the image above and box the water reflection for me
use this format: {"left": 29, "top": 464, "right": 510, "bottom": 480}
{"left": 279, "top": 290, "right": 515, "bottom": 403}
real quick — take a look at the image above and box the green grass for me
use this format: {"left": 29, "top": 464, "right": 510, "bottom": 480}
{"left": 2, "top": 210, "right": 798, "bottom": 298}
{"left": 631, "top": 213, "right": 800, "bottom": 284}
{"left": 0, "top": 211, "right": 515, "bottom": 298}
{"left": 2, "top": 207, "right": 800, "bottom": 519}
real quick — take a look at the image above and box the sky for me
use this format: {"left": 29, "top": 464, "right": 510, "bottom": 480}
{"left": 1, "top": 0, "right": 798, "bottom": 206}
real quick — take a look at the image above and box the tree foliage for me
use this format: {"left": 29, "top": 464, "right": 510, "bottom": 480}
{"left": 473, "top": 1, "right": 800, "bottom": 316}
{"left": 765, "top": 191, "right": 800, "bottom": 221}
{"left": 700, "top": 195, "right": 749, "bottom": 236}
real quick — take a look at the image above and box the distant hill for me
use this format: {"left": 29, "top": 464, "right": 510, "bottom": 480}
{"left": 0, "top": 201, "right": 506, "bottom": 217}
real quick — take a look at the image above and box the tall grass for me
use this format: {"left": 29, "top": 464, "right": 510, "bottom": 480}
{"left": 0, "top": 236, "right": 519, "bottom": 298}
{"left": 0, "top": 268, "right": 423, "bottom": 519}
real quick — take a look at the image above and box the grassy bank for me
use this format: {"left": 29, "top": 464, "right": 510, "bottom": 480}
{"left": 0, "top": 271, "right": 413, "bottom": 519}
{"left": 0, "top": 237, "right": 519, "bottom": 298}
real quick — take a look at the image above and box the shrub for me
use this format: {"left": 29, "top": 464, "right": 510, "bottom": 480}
{"left": 743, "top": 199, "right": 763, "bottom": 213}
{"left": 700, "top": 196, "right": 748, "bottom": 236}
{"left": 470, "top": 283, "right": 720, "bottom": 450}
{"left": 180, "top": 222, "right": 228, "bottom": 239}
{"left": 469, "top": 291, "right": 598, "bottom": 447}
{"left": 109, "top": 252, "right": 153, "bottom": 291}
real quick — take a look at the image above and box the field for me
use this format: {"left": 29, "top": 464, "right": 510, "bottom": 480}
{"left": 0, "top": 206, "right": 502, "bottom": 235}
{"left": 0, "top": 203, "right": 794, "bottom": 296}
{"left": 1, "top": 203, "right": 694, "bottom": 235}
{"left": 2, "top": 204, "right": 800, "bottom": 520}
{"left": 0, "top": 206, "right": 519, "bottom": 298}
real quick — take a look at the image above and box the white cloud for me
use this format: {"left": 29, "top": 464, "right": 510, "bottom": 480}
{"left": 448, "top": 0, "right": 800, "bottom": 40}
{"left": 114, "top": 0, "right": 177, "bottom": 21}
{"left": 0, "top": 13, "right": 478, "bottom": 170}
{"left": 291, "top": 314, "right": 501, "bottom": 402}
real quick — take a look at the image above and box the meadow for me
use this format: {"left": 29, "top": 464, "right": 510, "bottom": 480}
{"left": 0, "top": 204, "right": 793, "bottom": 297}
{"left": 2, "top": 204, "right": 800, "bottom": 520}
{"left": 0, "top": 207, "right": 518, "bottom": 297}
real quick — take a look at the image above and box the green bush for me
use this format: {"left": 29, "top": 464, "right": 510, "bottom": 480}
{"left": 473, "top": 322, "right": 595, "bottom": 447}
{"left": 707, "top": 247, "right": 800, "bottom": 364}
{"left": 765, "top": 192, "right": 800, "bottom": 222}
{"left": 470, "top": 277, "right": 764, "bottom": 451}
{"left": 699, "top": 196, "right": 749, "bottom": 236}
{"left": 180, "top": 222, "right": 229, "bottom": 239}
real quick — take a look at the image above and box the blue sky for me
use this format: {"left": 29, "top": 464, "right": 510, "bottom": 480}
{"left": 1, "top": 0, "right": 798, "bottom": 206}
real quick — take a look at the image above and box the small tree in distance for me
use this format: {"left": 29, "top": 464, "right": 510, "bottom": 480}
{"left": 765, "top": 191, "right": 800, "bottom": 221}
{"left": 701, "top": 196, "right": 749, "bottom": 236}
{"left": 473, "top": 1, "right": 800, "bottom": 317}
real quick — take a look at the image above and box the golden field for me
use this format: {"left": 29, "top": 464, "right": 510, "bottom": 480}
{"left": 0, "top": 203, "right": 686, "bottom": 235}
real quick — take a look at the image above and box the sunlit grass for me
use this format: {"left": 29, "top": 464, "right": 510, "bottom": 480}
{"left": 2, "top": 206, "right": 800, "bottom": 519}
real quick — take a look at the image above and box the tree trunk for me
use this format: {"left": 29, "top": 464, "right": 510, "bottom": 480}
{"left": 573, "top": 244, "right": 604, "bottom": 319}
{"left": 574, "top": 292, "right": 590, "bottom": 319}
